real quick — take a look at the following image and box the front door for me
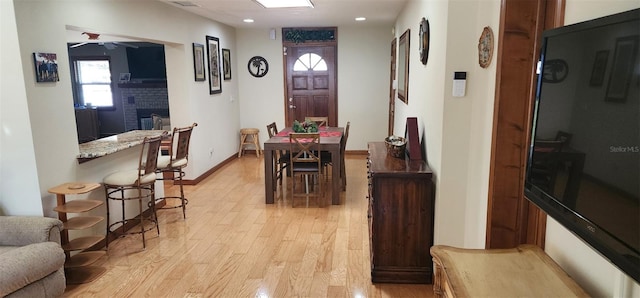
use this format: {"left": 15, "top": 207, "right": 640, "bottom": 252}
{"left": 284, "top": 45, "right": 337, "bottom": 127}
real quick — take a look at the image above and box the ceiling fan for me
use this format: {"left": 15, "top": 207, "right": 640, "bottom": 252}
{"left": 69, "top": 32, "right": 138, "bottom": 49}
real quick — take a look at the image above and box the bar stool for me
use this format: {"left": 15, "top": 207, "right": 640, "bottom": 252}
{"left": 155, "top": 123, "right": 197, "bottom": 219}
{"left": 238, "top": 128, "right": 261, "bottom": 157}
{"left": 103, "top": 133, "right": 165, "bottom": 249}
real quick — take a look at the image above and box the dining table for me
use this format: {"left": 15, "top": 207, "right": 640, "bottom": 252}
{"left": 263, "top": 126, "right": 344, "bottom": 205}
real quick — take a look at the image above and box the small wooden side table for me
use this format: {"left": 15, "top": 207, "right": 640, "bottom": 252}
{"left": 430, "top": 244, "right": 589, "bottom": 297}
{"left": 48, "top": 182, "right": 106, "bottom": 284}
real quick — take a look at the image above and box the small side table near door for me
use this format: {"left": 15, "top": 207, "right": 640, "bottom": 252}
{"left": 48, "top": 182, "right": 106, "bottom": 284}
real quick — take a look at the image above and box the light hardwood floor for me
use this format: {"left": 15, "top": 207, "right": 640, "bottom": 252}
{"left": 63, "top": 155, "right": 433, "bottom": 297}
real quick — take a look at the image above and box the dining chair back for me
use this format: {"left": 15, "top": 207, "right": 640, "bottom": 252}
{"left": 266, "top": 122, "right": 289, "bottom": 190}
{"left": 321, "top": 121, "right": 350, "bottom": 190}
{"left": 305, "top": 116, "right": 328, "bottom": 127}
{"left": 267, "top": 122, "right": 278, "bottom": 138}
{"left": 288, "top": 133, "right": 323, "bottom": 206}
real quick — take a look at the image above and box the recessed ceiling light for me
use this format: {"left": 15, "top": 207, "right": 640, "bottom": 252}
{"left": 244, "top": 19, "right": 255, "bottom": 23}
{"left": 254, "top": 0, "right": 314, "bottom": 8}
{"left": 355, "top": 17, "right": 366, "bottom": 21}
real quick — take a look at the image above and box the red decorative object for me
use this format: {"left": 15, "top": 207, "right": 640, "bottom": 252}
{"left": 405, "top": 117, "right": 422, "bottom": 160}
{"left": 82, "top": 32, "right": 100, "bottom": 40}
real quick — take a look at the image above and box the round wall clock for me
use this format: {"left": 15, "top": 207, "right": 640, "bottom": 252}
{"left": 419, "top": 17, "right": 430, "bottom": 65}
{"left": 478, "top": 26, "right": 494, "bottom": 68}
{"left": 248, "top": 56, "right": 269, "bottom": 77}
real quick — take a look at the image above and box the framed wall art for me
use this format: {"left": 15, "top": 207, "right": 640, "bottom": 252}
{"left": 478, "top": 26, "right": 494, "bottom": 68}
{"left": 206, "top": 36, "right": 222, "bottom": 94}
{"left": 605, "top": 35, "right": 638, "bottom": 102}
{"left": 222, "top": 48, "right": 231, "bottom": 80}
{"left": 193, "top": 43, "right": 205, "bottom": 81}
{"left": 589, "top": 50, "right": 609, "bottom": 86}
{"left": 398, "top": 29, "right": 410, "bottom": 104}
{"left": 419, "top": 18, "right": 430, "bottom": 65}
{"left": 33, "top": 52, "right": 59, "bottom": 82}
{"left": 119, "top": 72, "right": 131, "bottom": 83}
{"left": 247, "top": 56, "right": 269, "bottom": 78}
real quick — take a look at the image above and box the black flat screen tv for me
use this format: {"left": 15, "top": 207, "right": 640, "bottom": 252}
{"left": 126, "top": 46, "right": 167, "bottom": 80}
{"left": 525, "top": 8, "right": 639, "bottom": 283}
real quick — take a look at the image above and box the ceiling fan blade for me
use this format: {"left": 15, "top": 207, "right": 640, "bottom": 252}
{"left": 113, "top": 42, "right": 139, "bottom": 48}
{"left": 69, "top": 42, "right": 89, "bottom": 48}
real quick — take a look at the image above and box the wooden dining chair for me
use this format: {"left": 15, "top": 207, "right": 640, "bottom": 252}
{"left": 266, "top": 122, "right": 289, "bottom": 191}
{"left": 305, "top": 116, "right": 328, "bottom": 127}
{"left": 288, "top": 133, "right": 323, "bottom": 207}
{"left": 322, "top": 121, "right": 350, "bottom": 190}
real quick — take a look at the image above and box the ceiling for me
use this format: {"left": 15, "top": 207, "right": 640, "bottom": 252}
{"left": 158, "top": 0, "right": 408, "bottom": 29}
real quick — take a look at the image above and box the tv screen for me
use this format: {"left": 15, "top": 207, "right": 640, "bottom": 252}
{"left": 126, "top": 46, "right": 167, "bottom": 79}
{"left": 525, "top": 8, "right": 639, "bottom": 283}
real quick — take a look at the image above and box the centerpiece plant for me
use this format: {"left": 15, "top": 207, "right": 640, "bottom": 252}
{"left": 292, "top": 120, "right": 319, "bottom": 133}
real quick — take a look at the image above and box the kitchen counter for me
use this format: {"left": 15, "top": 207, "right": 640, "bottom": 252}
{"left": 77, "top": 130, "right": 167, "bottom": 163}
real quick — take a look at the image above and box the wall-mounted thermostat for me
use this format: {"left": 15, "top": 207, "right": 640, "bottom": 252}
{"left": 453, "top": 71, "right": 467, "bottom": 97}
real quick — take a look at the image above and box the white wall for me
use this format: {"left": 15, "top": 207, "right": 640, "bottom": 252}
{"left": 444, "top": 0, "right": 499, "bottom": 249}
{"left": 395, "top": 0, "right": 639, "bottom": 296}
{"left": 237, "top": 26, "right": 391, "bottom": 151}
{"left": 544, "top": 2, "right": 640, "bottom": 296}
{"left": 0, "top": 0, "right": 43, "bottom": 216}
{"left": 337, "top": 26, "right": 391, "bottom": 149}
{"left": 394, "top": 0, "right": 499, "bottom": 249}
{"left": 6, "top": 0, "right": 240, "bottom": 216}
{"left": 236, "top": 29, "right": 287, "bottom": 144}
{"left": 4, "top": 0, "right": 639, "bottom": 294}
{"left": 395, "top": 0, "right": 639, "bottom": 295}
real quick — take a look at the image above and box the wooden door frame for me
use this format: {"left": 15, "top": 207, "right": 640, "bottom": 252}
{"left": 282, "top": 28, "right": 338, "bottom": 127}
{"left": 486, "top": 0, "right": 565, "bottom": 249}
{"left": 389, "top": 38, "right": 397, "bottom": 136}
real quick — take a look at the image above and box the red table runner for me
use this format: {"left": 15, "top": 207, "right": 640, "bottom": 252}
{"left": 275, "top": 130, "right": 342, "bottom": 138}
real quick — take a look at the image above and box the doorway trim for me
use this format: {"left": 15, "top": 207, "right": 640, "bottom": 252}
{"left": 282, "top": 27, "right": 338, "bottom": 127}
{"left": 486, "top": 0, "right": 565, "bottom": 249}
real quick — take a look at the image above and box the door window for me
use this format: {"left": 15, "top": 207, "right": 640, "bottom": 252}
{"left": 293, "top": 53, "right": 327, "bottom": 71}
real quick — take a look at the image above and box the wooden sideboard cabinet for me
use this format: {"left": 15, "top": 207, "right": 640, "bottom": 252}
{"left": 367, "top": 142, "right": 435, "bottom": 284}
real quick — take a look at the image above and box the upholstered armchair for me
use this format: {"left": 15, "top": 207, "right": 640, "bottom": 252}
{"left": 0, "top": 216, "right": 66, "bottom": 297}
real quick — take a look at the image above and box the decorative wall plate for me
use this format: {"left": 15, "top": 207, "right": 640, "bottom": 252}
{"left": 419, "top": 18, "right": 430, "bottom": 65}
{"left": 248, "top": 56, "right": 269, "bottom": 77}
{"left": 478, "top": 26, "right": 494, "bottom": 68}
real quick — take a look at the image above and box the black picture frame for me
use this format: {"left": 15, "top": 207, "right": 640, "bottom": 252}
{"left": 398, "top": 29, "right": 410, "bottom": 104}
{"left": 605, "top": 35, "right": 638, "bottom": 102}
{"left": 193, "top": 43, "right": 205, "bottom": 81}
{"left": 206, "top": 36, "right": 222, "bottom": 94}
{"left": 222, "top": 48, "right": 231, "bottom": 80}
{"left": 589, "top": 50, "right": 608, "bottom": 86}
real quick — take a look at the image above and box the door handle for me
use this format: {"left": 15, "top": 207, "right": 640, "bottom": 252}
{"left": 289, "top": 104, "right": 296, "bottom": 109}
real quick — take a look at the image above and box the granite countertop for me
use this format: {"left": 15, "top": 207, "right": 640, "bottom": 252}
{"left": 78, "top": 130, "right": 167, "bottom": 162}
